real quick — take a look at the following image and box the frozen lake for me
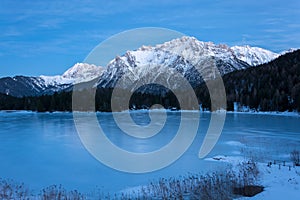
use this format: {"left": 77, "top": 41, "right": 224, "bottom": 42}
{"left": 0, "top": 111, "right": 299, "bottom": 194}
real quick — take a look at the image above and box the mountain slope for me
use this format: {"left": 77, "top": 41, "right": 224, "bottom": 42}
{"left": 195, "top": 49, "right": 300, "bottom": 111}
{"left": 0, "top": 63, "right": 104, "bottom": 97}
{"left": 230, "top": 45, "right": 279, "bottom": 66}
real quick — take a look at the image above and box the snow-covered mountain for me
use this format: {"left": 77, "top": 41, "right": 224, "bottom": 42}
{"left": 96, "top": 36, "right": 279, "bottom": 91}
{"left": 40, "top": 63, "right": 103, "bottom": 86}
{"left": 280, "top": 48, "right": 299, "bottom": 55}
{"left": 0, "top": 63, "right": 103, "bottom": 97}
{"left": 0, "top": 36, "right": 280, "bottom": 97}
{"left": 231, "top": 45, "right": 279, "bottom": 66}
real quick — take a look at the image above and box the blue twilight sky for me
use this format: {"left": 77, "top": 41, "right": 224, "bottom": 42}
{"left": 0, "top": 0, "right": 299, "bottom": 77}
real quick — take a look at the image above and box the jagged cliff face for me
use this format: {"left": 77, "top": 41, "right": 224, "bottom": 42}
{"left": 97, "top": 37, "right": 278, "bottom": 91}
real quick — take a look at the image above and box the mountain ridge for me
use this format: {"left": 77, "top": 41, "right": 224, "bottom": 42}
{"left": 0, "top": 50, "right": 299, "bottom": 112}
{"left": 0, "top": 36, "right": 281, "bottom": 97}
{"left": 95, "top": 36, "right": 279, "bottom": 91}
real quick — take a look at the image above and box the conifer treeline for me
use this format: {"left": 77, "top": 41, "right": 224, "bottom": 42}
{"left": 220, "top": 49, "right": 300, "bottom": 112}
{"left": 0, "top": 88, "right": 181, "bottom": 112}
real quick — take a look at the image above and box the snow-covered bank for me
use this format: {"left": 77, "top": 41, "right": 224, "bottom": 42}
{"left": 239, "top": 165, "right": 300, "bottom": 199}
{"left": 109, "top": 108, "right": 299, "bottom": 117}
{"left": 0, "top": 108, "right": 299, "bottom": 118}
{"left": 227, "top": 110, "right": 300, "bottom": 117}
{"left": 206, "top": 155, "right": 300, "bottom": 200}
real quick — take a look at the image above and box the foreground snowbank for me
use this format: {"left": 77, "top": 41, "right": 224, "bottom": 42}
{"left": 206, "top": 155, "right": 300, "bottom": 200}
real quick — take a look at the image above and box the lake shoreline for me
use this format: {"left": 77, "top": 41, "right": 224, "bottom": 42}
{"left": 1, "top": 109, "right": 299, "bottom": 117}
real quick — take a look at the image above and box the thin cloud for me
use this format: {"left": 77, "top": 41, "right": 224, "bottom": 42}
{"left": 0, "top": 0, "right": 299, "bottom": 77}
{"left": 263, "top": 29, "right": 286, "bottom": 33}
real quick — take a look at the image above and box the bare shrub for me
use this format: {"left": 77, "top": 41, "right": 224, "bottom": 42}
{"left": 290, "top": 150, "right": 300, "bottom": 166}
{"left": 0, "top": 178, "right": 32, "bottom": 199}
{"left": 236, "top": 160, "right": 260, "bottom": 187}
{"left": 122, "top": 161, "right": 261, "bottom": 200}
{"left": 40, "top": 185, "right": 84, "bottom": 200}
{"left": 233, "top": 160, "right": 263, "bottom": 197}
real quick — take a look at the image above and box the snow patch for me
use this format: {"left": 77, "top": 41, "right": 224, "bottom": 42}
{"left": 39, "top": 63, "right": 104, "bottom": 87}
{"left": 231, "top": 45, "right": 279, "bottom": 66}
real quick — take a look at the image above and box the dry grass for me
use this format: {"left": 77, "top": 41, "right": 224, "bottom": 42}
{"left": 0, "top": 160, "right": 261, "bottom": 200}
{"left": 290, "top": 150, "right": 300, "bottom": 166}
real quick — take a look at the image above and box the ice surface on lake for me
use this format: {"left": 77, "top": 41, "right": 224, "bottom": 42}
{"left": 0, "top": 111, "right": 299, "bottom": 193}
